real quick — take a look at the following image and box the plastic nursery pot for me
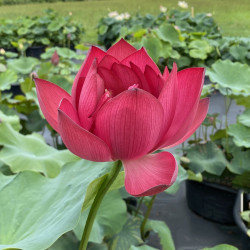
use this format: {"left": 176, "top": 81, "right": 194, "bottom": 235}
{"left": 185, "top": 180, "right": 237, "bottom": 224}
{"left": 26, "top": 45, "right": 46, "bottom": 59}
{"left": 233, "top": 190, "right": 250, "bottom": 250}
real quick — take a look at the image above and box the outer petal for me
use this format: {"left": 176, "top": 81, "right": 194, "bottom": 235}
{"left": 107, "top": 39, "right": 137, "bottom": 61}
{"left": 78, "top": 60, "right": 104, "bottom": 130}
{"left": 98, "top": 55, "right": 119, "bottom": 69}
{"left": 158, "top": 64, "right": 177, "bottom": 135}
{"left": 157, "top": 68, "right": 205, "bottom": 147}
{"left": 72, "top": 46, "right": 106, "bottom": 108}
{"left": 163, "top": 98, "right": 209, "bottom": 149}
{"left": 58, "top": 99, "right": 112, "bottom": 162}
{"left": 123, "top": 152, "right": 178, "bottom": 197}
{"left": 94, "top": 88, "right": 164, "bottom": 160}
{"left": 34, "top": 78, "right": 71, "bottom": 132}
{"left": 121, "top": 47, "right": 161, "bottom": 74}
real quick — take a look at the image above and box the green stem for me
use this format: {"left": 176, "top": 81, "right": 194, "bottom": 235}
{"left": 79, "top": 160, "right": 122, "bottom": 250}
{"left": 140, "top": 195, "right": 156, "bottom": 240}
{"left": 135, "top": 197, "right": 144, "bottom": 216}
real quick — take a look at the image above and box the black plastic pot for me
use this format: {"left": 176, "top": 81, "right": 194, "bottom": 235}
{"left": 186, "top": 180, "right": 237, "bottom": 224}
{"left": 234, "top": 190, "right": 250, "bottom": 250}
{"left": 26, "top": 45, "right": 46, "bottom": 58}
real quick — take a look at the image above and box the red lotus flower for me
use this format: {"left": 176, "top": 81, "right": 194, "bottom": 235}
{"left": 34, "top": 39, "right": 209, "bottom": 197}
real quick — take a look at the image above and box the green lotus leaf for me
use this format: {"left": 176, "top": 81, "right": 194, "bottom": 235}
{"left": 129, "top": 245, "right": 158, "bottom": 250}
{"left": 0, "top": 70, "right": 17, "bottom": 91}
{"left": 0, "top": 63, "right": 6, "bottom": 73}
{"left": 0, "top": 110, "right": 21, "bottom": 131}
{"left": 8, "top": 57, "right": 40, "bottom": 75}
{"left": 228, "top": 123, "right": 250, "bottom": 148}
{"left": 186, "top": 141, "right": 228, "bottom": 176}
{"left": 155, "top": 24, "right": 180, "bottom": 46}
{"left": 202, "top": 244, "right": 238, "bottom": 250}
{"left": 207, "top": 60, "right": 250, "bottom": 96}
{"left": 48, "top": 232, "right": 78, "bottom": 250}
{"left": 229, "top": 45, "right": 248, "bottom": 61}
{"left": 189, "top": 49, "right": 208, "bottom": 59}
{"left": 0, "top": 122, "right": 79, "bottom": 177}
{"left": 107, "top": 218, "right": 143, "bottom": 249}
{"left": 241, "top": 210, "right": 250, "bottom": 223}
{"left": 141, "top": 36, "right": 162, "bottom": 63}
{"left": 145, "top": 220, "right": 175, "bottom": 250}
{"left": 233, "top": 95, "right": 250, "bottom": 108}
{"left": 0, "top": 160, "right": 110, "bottom": 250}
{"left": 228, "top": 150, "right": 250, "bottom": 174}
{"left": 74, "top": 190, "right": 127, "bottom": 244}
{"left": 238, "top": 109, "right": 250, "bottom": 127}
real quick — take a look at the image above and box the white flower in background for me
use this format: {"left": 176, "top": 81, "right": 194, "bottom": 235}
{"left": 0, "top": 48, "right": 5, "bottom": 55}
{"left": 178, "top": 1, "right": 188, "bottom": 9}
{"left": 69, "top": 12, "right": 72, "bottom": 16}
{"left": 160, "top": 5, "right": 167, "bottom": 12}
{"left": 108, "top": 11, "right": 119, "bottom": 18}
{"left": 206, "top": 13, "right": 213, "bottom": 17}
{"left": 124, "top": 12, "right": 130, "bottom": 19}
{"left": 115, "top": 14, "right": 124, "bottom": 21}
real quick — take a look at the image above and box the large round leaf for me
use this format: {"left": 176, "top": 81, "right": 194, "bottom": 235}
{"left": 238, "top": 109, "right": 250, "bottom": 127}
{"left": 141, "top": 36, "right": 162, "bottom": 62}
{"left": 0, "top": 160, "right": 110, "bottom": 250}
{"left": 155, "top": 24, "right": 180, "bottom": 46}
{"left": 228, "top": 123, "right": 250, "bottom": 148}
{"left": 207, "top": 60, "right": 250, "bottom": 96}
{"left": 186, "top": 141, "right": 228, "bottom": 176}
{"left": 0, "top": 122, "right": 79, "bottom": 177}
{"left": 228, "top": 150, "right": 250, "bottom": 174}
{"left": 8, "top": 57, "right": 40, "bottom": 75}
{"left": 0, "top": 111, "right": 21, "bottom": 131}
{"left": 0, "top": 70, "right": 17, "bottom": 91}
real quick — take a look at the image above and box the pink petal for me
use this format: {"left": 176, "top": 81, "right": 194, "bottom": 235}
{"left": 157, "top": 67, "right": 205, "bottom": 147}
{"left": 98, "top": 67, "right": 124, "bottom": 95}
{"left": 163, "top": 66, "right": 169, "bottom": 80}
{"left": 94, "top": 89, "right": 164, "bottom": 160}
{"left": 112, "top": 63, "right": 141, "bottom": 90}
{"left": 78, "top": 60, "right": 104, "bottom": 130}
{"left": 72, "top": 46, "right": 106, "bottom": 108}
{"left": 98, "top": 55, "right": 119, "bottom": 69}
{"left": 129, "top": 62, "right": 151, "bottom": 92}
{"left": 107, "top": 38, "right": 137, "bottom": 61}
{"left": 58, "top": 99, "right": 112, "bottom": 162}
{"left": 163, "top": 98, "right": 209, "bottom": 149}
{"left": 34, "top": 78, "right": 71, "bottom": 132}
{"left": 158, "top": 64, "right": 178, "bottom": 135}
{"left": 123, "top": 152, "right": 178, "bottom": 197}
{"left": 144, "top": 65, "right": 164, "bottom": 97}
{"left": 121, "top": 47, "right": 161, "bottom": 75}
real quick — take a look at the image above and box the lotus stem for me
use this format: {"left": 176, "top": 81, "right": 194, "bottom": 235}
{"left": 79, "top": 160, "right": 122, "bottom": 250}
{"left": 140, "top": 194, "right": 156, "bottom": 240}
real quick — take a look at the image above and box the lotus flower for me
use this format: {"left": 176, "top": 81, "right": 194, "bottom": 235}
{"left": 34, "top": 39, "right": 209, "bottom": 197}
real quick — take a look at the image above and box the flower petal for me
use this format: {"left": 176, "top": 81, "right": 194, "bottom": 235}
{"left": 94, "top": 89, "right": 164, "bottom": 160}
{"left": 123, "top": 152, "right": 178, "bottom": 197}
{"left": 98, "top": 55, "right": 119, "bottom": 69}
{"left": 164, "top": 98, "right": 210, "bottom": 148}
{"left": 78, "top": 60, "right": 104, "bottom": 130}
{"left": 72, "top": 46, "right": 106, "bottom": 108}
{"left": 107, "top": 38, "right": 137, "bottom": 61}
{"left": 58, "top": 99, "right": 112, "bottom": 162}
{"left": 34, "top": 78, "right": 71, "bottom": 132}
{"left": 112, "top": 63, "right": 141, "bottom": 90}
{"left": 121, "top": 47, "right": 161, "bottom": 74}
{"left": 157, "top": 67, "right": 205, "bottom": 147}
{"left": 144, "top": 65, "right": 164, "bottom": 98}
{"left": 98, "top": 67, "right": 124, "bottom": 95}
{"left": 158, "top": 63, "right": 177, "bottom": 135}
